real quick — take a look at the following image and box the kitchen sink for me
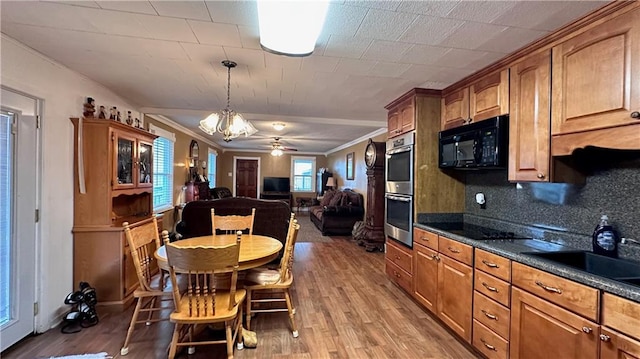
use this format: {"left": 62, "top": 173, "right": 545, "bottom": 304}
{"left": 523, "top": 250, "right": 640, "bottom": 281}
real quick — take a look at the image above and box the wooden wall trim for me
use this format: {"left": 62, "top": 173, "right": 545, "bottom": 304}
{"left": 442, "top": 0, "right": 639, "bottom": 95}
{"left": 385, "top": 88, "right": 442, "bottom": 110}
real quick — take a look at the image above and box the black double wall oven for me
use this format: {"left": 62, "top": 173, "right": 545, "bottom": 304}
{"left": 384, "top": 132, "right": 414, "bottom": 248}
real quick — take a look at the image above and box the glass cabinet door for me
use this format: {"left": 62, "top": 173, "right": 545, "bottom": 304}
{"left": 137, "top": 141, "right": 153, "bottom": 187}
{"left": 113, "top": 131, "right": 136, "bottom": 189}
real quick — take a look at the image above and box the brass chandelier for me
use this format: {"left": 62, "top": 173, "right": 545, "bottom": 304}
{"left": 199, "top": 60, "right": 257, "bottom": 142}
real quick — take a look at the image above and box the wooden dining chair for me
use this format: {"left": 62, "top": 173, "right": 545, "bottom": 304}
{"left": 211, "top": 207, "right": 256, "bottom": 235}
{"left": 120, "top": 216, "right": 173, "bottom": 356}
{"left": 244, "top": 213, "right": 300, "bottom": 337}
{"left": 164, "top": 232, "right": 246, "bottom": 359}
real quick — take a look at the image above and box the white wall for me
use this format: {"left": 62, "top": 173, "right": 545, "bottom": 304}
{"left": 0, "top": 34, "right": 140, "bottom": 332}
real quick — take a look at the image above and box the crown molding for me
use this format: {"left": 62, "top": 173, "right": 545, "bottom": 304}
{"left": 325, "top": 127, "right": 387, "bottom": 155}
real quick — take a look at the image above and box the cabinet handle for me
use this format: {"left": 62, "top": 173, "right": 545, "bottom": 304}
{"left": 482, "top": 260, "right": 499, "bottom": 268}
{"left": 631, "top": 111, "right": 640, "bottom": 119}
{"left": 535, "top": 280, "right": 562, "bottom": 294}
{"left": 431, "top": 254, "right": 438, "bottom": 260}
{"left": 482, "top": 282, "right": 499, "bottom": 292}
{"left": 582, "top": 327, "right": 592, "bottom": 334}
{"left": 480, "top": 339, "right": 496, "bottom": 351}
{"left": 537, "top": 173, "right": 545, "bottom": 179}
{"left": 395, "top": 255, "right": 400, "bottom": 260}
{"left": 447, "top": 246, "right": 461, "bottom": 253}
{"left": 392, "top": 270, "right": 401, "bottom": 278}
{"left": 600, "top": 334, "right": 611, "bottom": 342}
{"left": 481, "top": 309, "right": 498, "bottom": 320}
{"left": 421, "top": 236, "right": 429, "bottom": 241}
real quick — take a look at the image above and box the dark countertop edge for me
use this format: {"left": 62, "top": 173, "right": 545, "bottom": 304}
{"left": 414, "top": 223, "right": 640, "bottom": 303}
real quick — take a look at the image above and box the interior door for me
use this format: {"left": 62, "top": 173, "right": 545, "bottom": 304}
{"left": 1, "top": 108, "right": 37, "bottom": 351}
{"left": 235, "top": 159, "right": 258, "bottom": 198}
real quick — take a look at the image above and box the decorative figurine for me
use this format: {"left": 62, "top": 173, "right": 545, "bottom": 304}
{"left": 83, "top": 97, "right": 95, "bottom": 118}
{"left": 135, "top": 118, "right": 140, "bottom": 128}
{"left": 117, "top": 111, "right": 122, "bottom": 122}
{"left": 109, "top": 106, "right": 117, "bottom": 120}
{"left": 126, "top": 111, "right": 133, "bottom": 125}
{"left": 98, "top": 105, "right": 106, "bottom": 119}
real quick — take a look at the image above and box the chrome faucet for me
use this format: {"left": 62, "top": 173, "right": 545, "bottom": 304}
{"left": 621, "top": 237, "right": 640, "bottom": 246}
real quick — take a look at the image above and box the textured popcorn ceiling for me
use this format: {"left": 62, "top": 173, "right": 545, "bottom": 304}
{"left": 0, "top": 0, "right": 607, "bottom": 153}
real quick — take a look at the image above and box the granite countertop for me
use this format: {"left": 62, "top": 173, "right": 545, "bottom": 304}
{"left": 414, "top": 222, "right": 640, "bottom": 303}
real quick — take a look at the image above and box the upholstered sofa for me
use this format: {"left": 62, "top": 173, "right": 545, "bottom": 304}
{"left": 310, "top": 189, "right": 364, "bottom": 236}
{"left": 175, "top": 197, "right": 292, "bottom": 254}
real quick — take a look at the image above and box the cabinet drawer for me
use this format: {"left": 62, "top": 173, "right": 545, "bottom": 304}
{"left": 602, "top": 293, "right": 640, "bottom": 341}
{"left": 473, "top": 291, "right": 510, "bottom": 340}
{"left": 512, "top": 262, "right": 599, "bottom": 321}
{"left": 475, "top": 248, "right": 511, "bottom": 282}
{"left": 475, "top": 270, "right": 511, "bottom": 307}
{"left": 386, "top": 259, "right": 412, "bottom": 293}
{"left": 413, "top": 228, "right": 438, "bottom": 251}
{"left": 473, "top": 319, "right": 509, "bottom": 359}
{"left": 438, "top": 236, "right": 473, "bottom": 265}
{"left": 386, "top": 240, "right": 413, "bottom": 274}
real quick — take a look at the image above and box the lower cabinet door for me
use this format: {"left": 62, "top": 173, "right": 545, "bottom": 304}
{"left": 413, "top": 244, "right": 438, "bottom": 313}
{"left": 600, "top": 327, "right": 640, "bottom": 359}
{"left": 437, "top": 255, "right": 473, "bottom": 342}
{"left": 510, "top": 287, "right": 599, "bottom": 359}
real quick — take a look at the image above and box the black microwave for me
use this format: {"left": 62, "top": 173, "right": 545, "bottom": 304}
{"left": 438, "top": 115, "right": 509, "bottom": 169}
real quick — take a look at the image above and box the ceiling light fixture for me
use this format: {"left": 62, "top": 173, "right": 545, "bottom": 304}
{"left": 272, "top": 122, "right": 286, "bottom": 131}
{"left": 257, "top": 0, "right": 329, "bottom": 57}
{"left": 271, "top": 147, "right": 284, "bottom": 157}
{"left": 199, "top": 60, "right": 257, "bottom": 142}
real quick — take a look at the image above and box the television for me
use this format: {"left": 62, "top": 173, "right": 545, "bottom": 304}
{"left": 263, "top": 177, "right": 290, "bottom": 193}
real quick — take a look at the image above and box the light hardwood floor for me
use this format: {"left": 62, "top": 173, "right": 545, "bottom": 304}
{"left": 2, "top": 237, "right": 479, "bottom": 358}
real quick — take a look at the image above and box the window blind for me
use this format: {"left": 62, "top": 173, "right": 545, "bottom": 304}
{"left": 0, "top": 113, "right": 13, "bottom": 325}
{"left": 152, "top": 136, "right": 174, "bottom": 212}
{"left": 207, "top": 150, "right": 217, "bottom": 187}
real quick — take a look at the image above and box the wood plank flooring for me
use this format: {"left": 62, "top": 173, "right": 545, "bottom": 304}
{"left": 2, "top": 235, "right": 479, "bottom": 359}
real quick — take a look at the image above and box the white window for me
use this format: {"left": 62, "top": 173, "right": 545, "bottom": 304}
{"left": 207, "top": 148, "right": 217, "bottom": 188}
{"left": 149, "top": 124, "right": 175, "bottom": 212}
{"left": 291, "top": 156, "right": 316, "bottom": 192}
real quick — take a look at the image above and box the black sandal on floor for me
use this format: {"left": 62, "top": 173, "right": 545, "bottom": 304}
{"left": 64, "top": 291, "right": 84, "bottom": 305}
{"left": 78, "top": 302, "right": 99, "bottom": 328}
{"left": 80, "top": 285, "right": 97, "bottom": 307}
{"left": 60, "top": 311, "right": 83, "bottom": 334}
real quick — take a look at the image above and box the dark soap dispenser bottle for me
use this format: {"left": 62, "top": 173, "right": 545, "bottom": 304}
{"left": 592, "top": 215, "right": 619, "bottom": 257}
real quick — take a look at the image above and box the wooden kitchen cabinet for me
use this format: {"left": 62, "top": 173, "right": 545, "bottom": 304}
{"left": 385, "top": 239, "right": 413, "bottom": 293}
{"left": 386, "top": 95, "right": 416, "bottom": 138}
{"left": 600, "top": 327, "right": 640, "bottom": 359}
{"left": 510, "top": 287, "right": 599, "bottom": 359}
{"left": 551, "top": 6, "right": 640, "bottom": 156}
{"left": 601, "top": 293, "right": 640, "bottom": 358}
{"left": 508, "top": 50, "right": 552, "bottom": 182}
{"left": 438, "top": 253, "right": 473, "bottom": 342}
{"left": 411, "top": 229, "right": 473, "bottom": 342}
{"left": 441, "top": 69, "right": 509, "bottom": 130}
{"left": 111, "top": 129, "right": 154, "bottom": 191}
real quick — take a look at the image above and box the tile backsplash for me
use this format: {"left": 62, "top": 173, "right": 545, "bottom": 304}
{"left": 464, "top": 154, "right": 640, "bottom": 260}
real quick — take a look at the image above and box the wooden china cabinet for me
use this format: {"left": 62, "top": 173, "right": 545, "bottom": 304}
{"left": 360, "top": 139, "right": 386, "bottom": 251}
{"left": 71, "top": 117, "right": 160, "bottom": 309}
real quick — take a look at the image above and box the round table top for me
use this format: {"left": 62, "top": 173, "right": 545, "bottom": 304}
{"left": 155, "top": 234, "right": 283, "bottom": 271}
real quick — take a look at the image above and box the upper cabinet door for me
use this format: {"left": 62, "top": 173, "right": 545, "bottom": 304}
{"left": 508, "top": 50, "right": 551, "bottom": 182}
{"left": 552, "top": 7, "right": 640, "bottom": 135}
{"left": 113, "top": 130, "right": 137, "bottom": 190}
{"left": 399, "top": 97, "right": 416, "bottom": 134}
{"left": 137, "top": 140, "right": 153, "bottom": 188}
{"left": 441, "top": 87, "right": 469, "bottom": 130}
{"left": 469, "top": 69, "right": 510, "bottom": 123}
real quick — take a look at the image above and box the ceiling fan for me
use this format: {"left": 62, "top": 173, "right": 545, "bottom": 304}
{"left": 270, "top": 137, "right": 298, "bottom": 156}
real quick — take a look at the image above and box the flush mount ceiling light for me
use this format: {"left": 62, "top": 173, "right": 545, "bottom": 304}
{"left": 199, "top": 60, "right": 258, "bottom": 142}
{"left": 257, "top": 0, "right": 329, "bottom": 57}
{"left": 272, "top": 122, "right": 286, "bottom": 131}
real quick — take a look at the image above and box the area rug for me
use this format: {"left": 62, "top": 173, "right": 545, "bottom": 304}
{"left": 47, "top": 353, "right": 111, "bottom": 359}
{"left": 294, "top": 211, "right": 349, "bottom": 243}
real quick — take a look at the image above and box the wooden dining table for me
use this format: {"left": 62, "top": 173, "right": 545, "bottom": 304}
{"left": 155, "top": 233, "right": 283, "bottom": 271}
